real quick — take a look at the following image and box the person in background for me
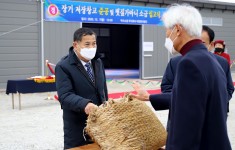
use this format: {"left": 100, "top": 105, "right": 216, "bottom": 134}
{"left": 214, "top": 39, "right": 231, "bottom": 65}
{"left": 131, "top": 4, "right": 231, "bottom": 149}
{"left": 55, "top": 28, "right": 108, "bottom": 149}
{"left": 201, "top": 26, "right": 234, "bottom": 103}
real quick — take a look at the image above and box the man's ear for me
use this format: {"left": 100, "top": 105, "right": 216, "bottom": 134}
{"left": 210, "top": 41, "right": 215, "bottom": 47}
{"left": 73, "top": 41, "right": 79, "bottom": 49}
{"left": 175, "top": 24, "right": 182, "bottom": 36}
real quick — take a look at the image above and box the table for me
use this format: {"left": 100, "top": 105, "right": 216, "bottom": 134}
{"left": 6, "top": 79, "right": 56, "bottom": 110}
{"left": 68, "top": 143, "right": 165, "bottom": 150}
{"left": 68, "top": 143, "right": 100, "bottom": 150}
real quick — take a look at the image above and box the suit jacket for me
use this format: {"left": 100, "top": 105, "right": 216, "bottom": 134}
{"left": 55, "top": 47, "right": 108, "bottom": 149}
{"left": 166, "top": 42, "right": 231, "bottom": 150}
{"left": 149, "top": 56, "right": 181, "bottom": 112}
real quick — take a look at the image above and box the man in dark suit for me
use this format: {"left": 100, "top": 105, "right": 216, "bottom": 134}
{"left": 55, "top": 28, "right": 108, "bottom": 149}
{"left": 160, "top": 25, "right": 234, "bottom": 106}
{"left": 131, "top": 26, "right": 234, "bottom": 115}
{"left": 131, "top": 4, "right": 231, "bottom": 150}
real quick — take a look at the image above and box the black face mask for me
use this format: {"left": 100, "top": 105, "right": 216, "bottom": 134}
{"left": 214, "top": 48, "right": 224, "bottom": 53}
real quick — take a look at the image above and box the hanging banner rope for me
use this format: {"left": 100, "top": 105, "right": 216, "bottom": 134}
{"left": 105, "top": 79, "right": 161, "bottom": 87}
{"left": 0, "top": 20, "right": 41, "bottom": 37}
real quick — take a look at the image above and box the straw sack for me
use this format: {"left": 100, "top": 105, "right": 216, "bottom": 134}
{"left": 86, "top": 95, "right": 167, "bottom": 150}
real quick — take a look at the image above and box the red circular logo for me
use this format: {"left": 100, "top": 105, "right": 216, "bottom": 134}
{"left": 48, "top": 4, "right": 59, "bottom": 16}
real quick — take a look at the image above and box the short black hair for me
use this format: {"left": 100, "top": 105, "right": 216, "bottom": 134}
{"left": 73, "top": 27, "right": 96, "bottom": 42}
{"left": 202, "top": 25, "right": 215, "bottom": 43}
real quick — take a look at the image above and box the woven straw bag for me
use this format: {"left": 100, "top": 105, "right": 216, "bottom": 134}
{"left": 86, "top": 95, "right": 167, "bottom": 150}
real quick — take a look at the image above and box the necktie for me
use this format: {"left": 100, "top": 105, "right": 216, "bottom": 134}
{"left": 85, "top": 63, "right": 94, "bottom": 83}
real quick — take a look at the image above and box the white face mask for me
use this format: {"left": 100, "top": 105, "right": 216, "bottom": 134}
{"left": 164, "top": 27, "right": 178, "bottom": 55}
{"left": 80, "top": 47, "right": 97, "bottom": 60}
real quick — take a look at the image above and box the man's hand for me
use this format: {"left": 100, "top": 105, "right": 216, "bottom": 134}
{"left": 84, "top": 103, "right": 98, "bottom": 115}
{"left": 129, "top": 82, "right": 150, "bottom": 101}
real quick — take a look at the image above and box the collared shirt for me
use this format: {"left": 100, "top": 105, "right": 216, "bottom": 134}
{"left": 180, "top": 39, "right": 202, "bottom": 56}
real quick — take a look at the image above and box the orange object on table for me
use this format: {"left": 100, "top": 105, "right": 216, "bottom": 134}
{"left": 68, "top": 143, "right": 100, "bottom": 150}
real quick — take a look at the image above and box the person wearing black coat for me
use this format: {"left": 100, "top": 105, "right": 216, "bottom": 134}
{"left": 131, "top": 4, "right": 231, "bottom": 150}
{"left": 132, "top": 25, "right": 234, "bottom": 121}
{"left": 55, "top": 28, "right": 108, "bottom": 149}
{"left": 150, "top": 25, "right": 234, "bottom": 113}
{"left": 161, "top": 25, "right": 234, "bottom": 100}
